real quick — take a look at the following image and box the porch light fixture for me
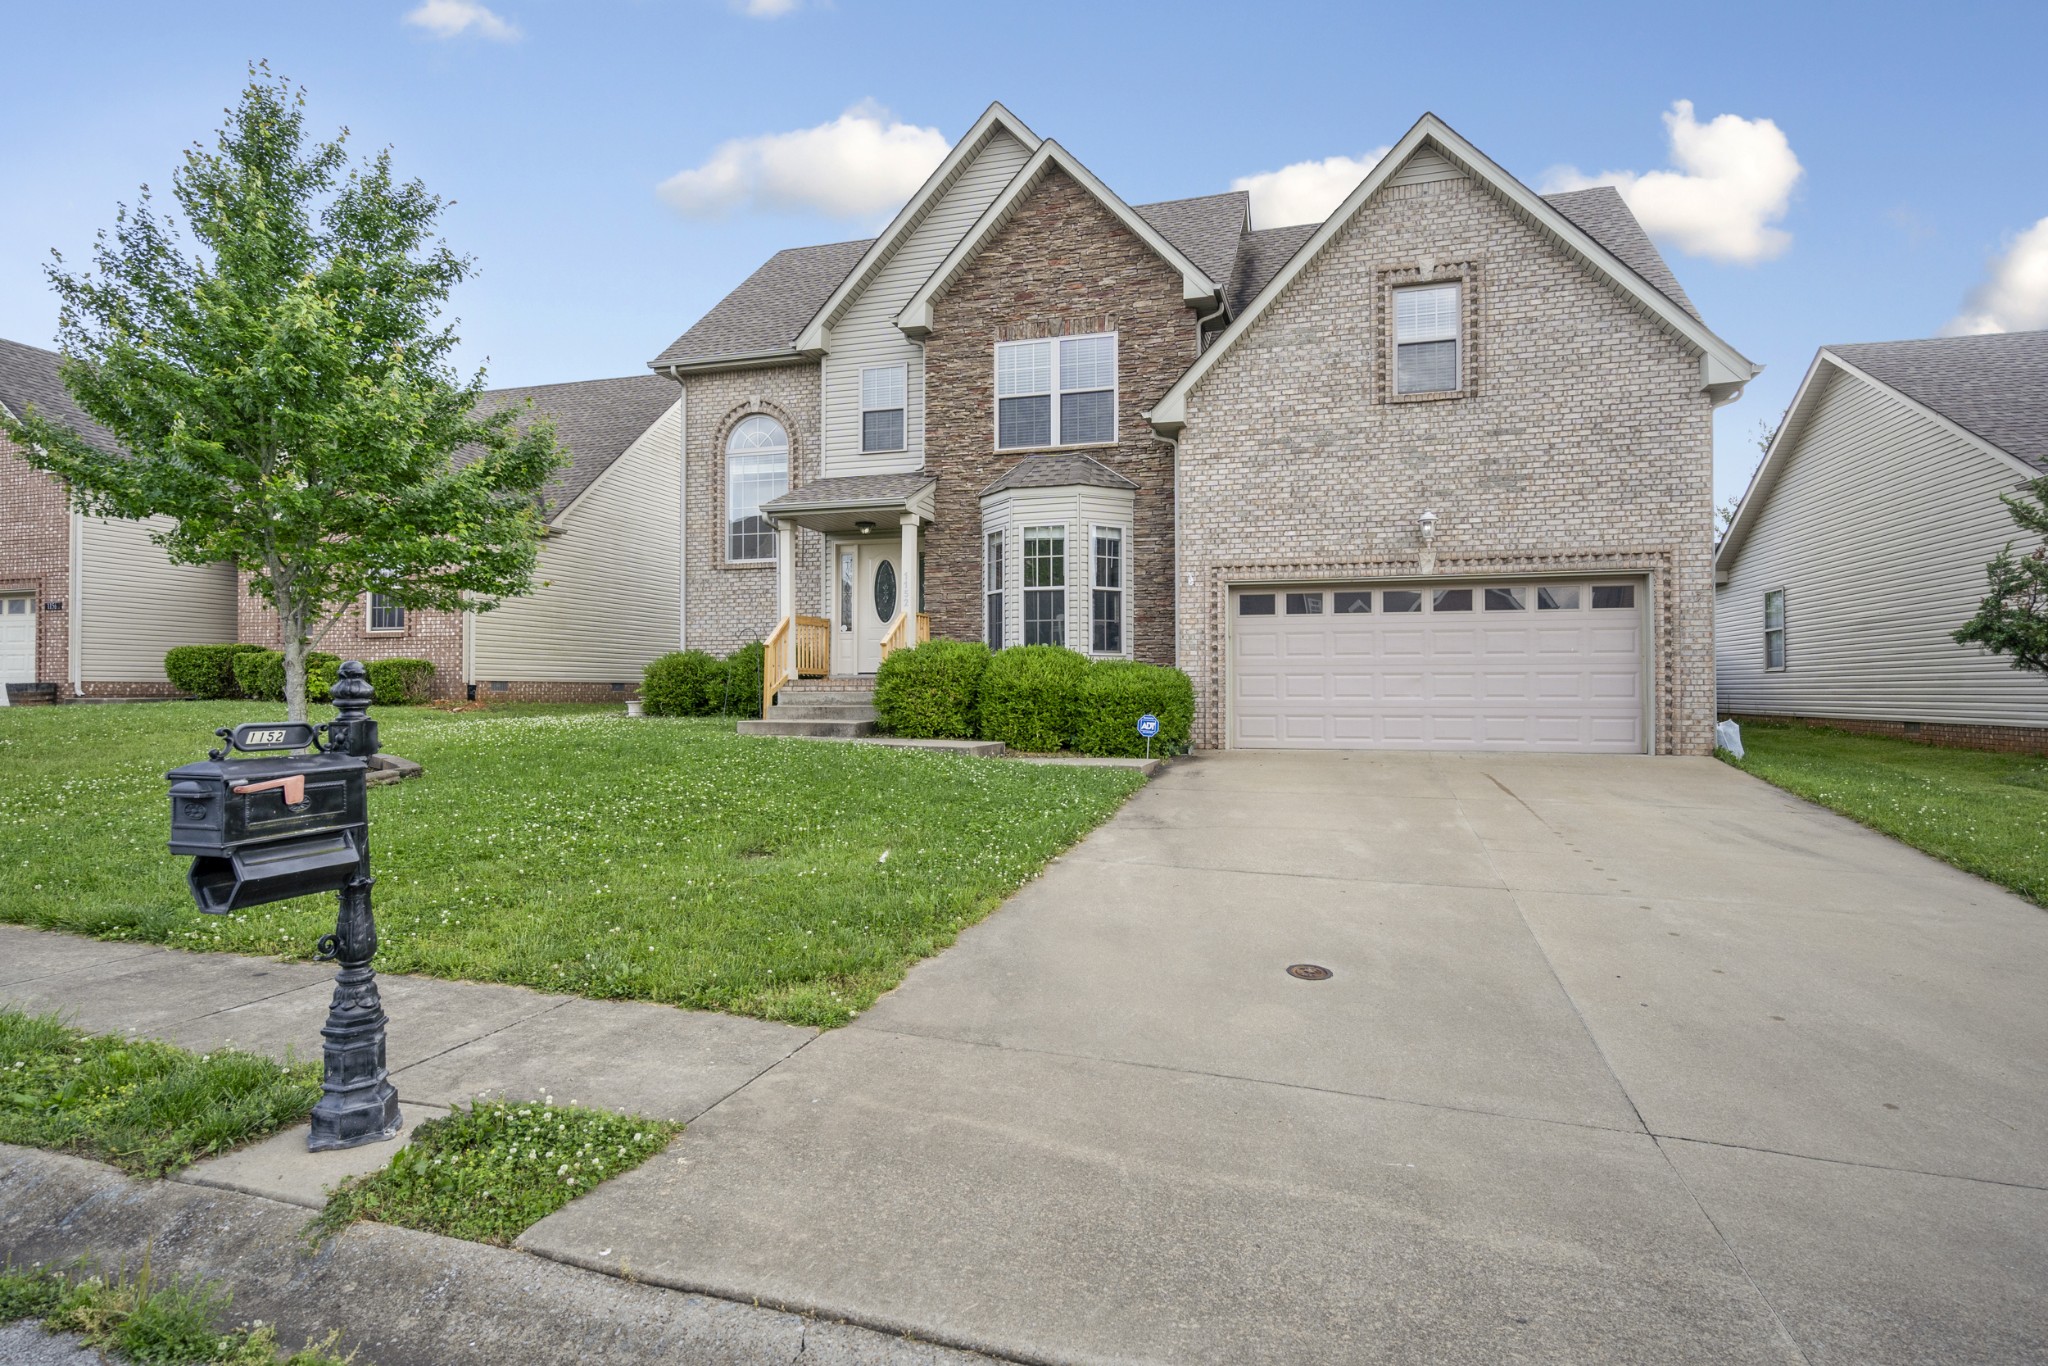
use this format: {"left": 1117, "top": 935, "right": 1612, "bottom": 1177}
{"left": 1419, "top": 509, "right": 1438, "bottom": 544}
{"left": 856, "top": 520, "right": 875, "bottom": 534}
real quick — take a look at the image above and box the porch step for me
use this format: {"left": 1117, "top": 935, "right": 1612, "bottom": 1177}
{"left": 771, "top": 701, "right": 880, "bottom": 722}
{"left": 737, "top": 717, "right": 879, "bottom": 739}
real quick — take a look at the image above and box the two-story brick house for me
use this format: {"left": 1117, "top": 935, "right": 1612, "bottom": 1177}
{"left": 653, "top": 106, "right": 1756, "bottom": 753}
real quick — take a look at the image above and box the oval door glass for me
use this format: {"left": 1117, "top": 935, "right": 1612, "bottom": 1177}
{"left": 873, "top": 560, "right": 898, "bottom": 621}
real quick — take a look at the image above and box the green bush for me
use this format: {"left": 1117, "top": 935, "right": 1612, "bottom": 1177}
{"left": 365, "top": 657, "right": 435, "bottom": 706}
{"left": 977, "top": 645, "right": 1089, "bottom": 752}
{"left": 162, "top": 643, "right": 266, "bottom": 699}
{"left": 721, "top": 640, "right": 765, "bottom": 717}
{"left": 875, "top": 639, "right": 990, "bottom": 738}
{"left": 641, "top": 650, "right": 726, "bottom": 717}
{"left": 1075, "top": 660, "right": 1194, "bottom": 756}
{"left": 230, "top": 650, "right": 339, "bottom": 703}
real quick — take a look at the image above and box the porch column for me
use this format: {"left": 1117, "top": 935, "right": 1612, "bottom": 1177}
{"left": 775, "top": 518, "right": 796, "bottom": 672}
{"left": 899, "top": 512, "right": 920, "bottom": 634}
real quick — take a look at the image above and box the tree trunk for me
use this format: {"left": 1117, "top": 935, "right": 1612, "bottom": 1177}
{"left": 279, "top": 604, "right": 310, "bottom": 724}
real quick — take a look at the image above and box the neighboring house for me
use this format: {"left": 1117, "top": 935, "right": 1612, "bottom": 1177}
{"left": 651, "top": 105, "right": 1755, "bottom": 753}
{"left": 1715, "top": 331, "right": 2048, "bottom": 753}
{"left": 0, "top": 338, "right": 238, "bottom": 701}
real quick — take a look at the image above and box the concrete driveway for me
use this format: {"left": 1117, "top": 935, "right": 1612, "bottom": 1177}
{"left": 526, "top": 752, "right": 2048, "bottom": 1365}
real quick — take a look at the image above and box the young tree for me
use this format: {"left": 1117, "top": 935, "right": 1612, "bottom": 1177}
{"left": 1954, "top": 476, "right": 2048, "bottom": 676}
{"left": 0, "top": 68, "right": 562, "bottom": 721}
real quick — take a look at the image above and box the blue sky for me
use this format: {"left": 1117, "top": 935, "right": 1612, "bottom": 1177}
{"left": 6, "top": 0, "right": 2045, "bottom": 502}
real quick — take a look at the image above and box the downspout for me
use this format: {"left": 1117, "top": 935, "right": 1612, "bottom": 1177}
{"left": 667, "top": 366, "right": 688, "bottom": 650}
{"left": 68, "top": 510, "right": 83, "bottom": 695}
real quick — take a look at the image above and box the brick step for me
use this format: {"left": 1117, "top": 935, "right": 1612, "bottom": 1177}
{"left": 736, "top": 718, "right": 879, "bottom": 739}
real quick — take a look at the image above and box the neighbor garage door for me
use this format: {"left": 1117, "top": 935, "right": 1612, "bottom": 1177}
{"left": 1230, "top": 580, "right": 1646, "bottom": 752}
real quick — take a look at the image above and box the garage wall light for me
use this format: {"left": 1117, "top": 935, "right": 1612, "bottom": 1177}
{"left": 1419, "top": 509, "right": 1438, "bottom": 545}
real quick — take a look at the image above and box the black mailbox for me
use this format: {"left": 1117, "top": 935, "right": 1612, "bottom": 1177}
{"left": 167, "top": 748, "right": 367, "bottom": 913}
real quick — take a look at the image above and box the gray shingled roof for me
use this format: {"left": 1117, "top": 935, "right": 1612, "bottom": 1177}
{"left": 0, "top": 337, "right": 122, "bottom": 454}
{"left": 650, "top": 237, "right": 875, "bottom": 371}
{"left": 470, "top": 374, "right": 678, "bottom": 515}
{"left": 1227, "top": 224, "right": 1319, "bottom": 318}
{"left": 982, "top": 452, "right": 1137, "bottom": 495}
{"left": 1134, "top": 191, "right": 1248, "bottom": 293}
{"left": 1829, "top": 332, "right": 2048, "bottom": 473}
{"left": 762, "top": 471, "right": 936, "bottom": 511}
{"left": 1543, "top": 187, "right": 1699, "bottom": 321}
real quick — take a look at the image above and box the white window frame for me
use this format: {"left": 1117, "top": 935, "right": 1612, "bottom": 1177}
{"left": 1021, "top": 523, "right": 1067, "bottom": 647}
{"left": 725, "top": 415, "right": 789, "bottom": 565}
{"left": 365, "top": 591, "right": 406, "bottom": 634}
{"left": 994, "top": 332, "right": 1118, "bottom": 451}
{"left": 1089, "top": 523, "right": 1128, "bottom": 657}
{"left": 859, "top": 363, "right": 907, "bottom": 454}
{"left": 1393, "top": 283, "right": 1462, "bottom": 395}
{"left": 984, "top": 529, "right": 1004, "bottom": 651}
{"left": 1764, "top": 588, "right": 1787, "bottom": 671}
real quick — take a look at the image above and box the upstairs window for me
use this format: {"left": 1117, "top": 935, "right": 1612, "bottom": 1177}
{"left": 860, "top": 364, "right": 906, "bottom": 453}
{"left": 367, "top": 593, "right": 406, "bottom": 633}
{"left": 996, "top": 333, "right": 1117, "bottom": 449}
{"left": 1022, "top": 525, "right": 1066, "bottom": 646}
{"left": 1394, "top": 284, "right": 1461, "bottom": 394}
{"left": 725, "top": 415, "right": 788, "bottom": 563}
{"left": 1764, "top": 589, "right": 1787, "bottom": 670}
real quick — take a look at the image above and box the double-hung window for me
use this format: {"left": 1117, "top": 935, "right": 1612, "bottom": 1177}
{"left": 860, "top": 364, "right": 906, "bottom": 453}
{"left": 996, "top": 333, "right": 1116, "bottom": 449}
{"left": 1091, "top": 526, "right": 1124, "bottom": 654}
{"left": 985, "top": 530, "right": 1004, "bottom": 651}
{"left": 1022, "top": 525, "right": 1065, "bottom": 646}
{"left": 1764, "top": 589, "right": 1787, "bottom": 670}
{"left": 1394, "top": 284, "right": 1461, "bottom": 395}
{"left": 367, "top": 593, "right": 406, "bottom": 633}
{"left": 725, "top": 414, "right": 789, "bottom": 563}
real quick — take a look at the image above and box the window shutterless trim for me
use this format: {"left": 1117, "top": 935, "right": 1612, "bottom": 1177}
{"left": 364, "top": 592, "right": 407, "bottom": 634}
{"left": 985, "top": 528, "right": 1004, "bottom": 651}
{"left": 1021, "top": 523, "right": 1067, "bottom": 647}
{"left": 1089, "top": 523, "right": 1126, "bottom": 656}
{"left": 1764, "top": 588, "right": 1788, "bottom": 671}
{"left": 859, "top": 362, "right": 907, "bottom": 454}
{"left": 994, "top": 331, "right": 1118, "bottom": 451}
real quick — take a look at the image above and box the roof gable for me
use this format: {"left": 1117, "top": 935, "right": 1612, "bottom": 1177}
{"left": 1827, "top": 332, "right": 2048, "bottom": 472}
{"left": 1147, "top": 114, "right": 1759, "bottom": 434}
{"left": 0, "top": 337, "right": 123, "bottom": 456}
{"left": 895, "top": 140, "right": 1224, "bottom": 339}
{"left": 648, "top": 238, "right": 872, "bottom": 372}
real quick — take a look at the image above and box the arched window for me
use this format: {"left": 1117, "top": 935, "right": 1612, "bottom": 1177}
{"left": 725, "top": 415, "right": 788, "bottom": 562}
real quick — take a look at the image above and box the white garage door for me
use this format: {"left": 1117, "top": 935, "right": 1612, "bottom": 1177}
{"left": 1231, "top": 580, "right": 1646, "bottom": 752}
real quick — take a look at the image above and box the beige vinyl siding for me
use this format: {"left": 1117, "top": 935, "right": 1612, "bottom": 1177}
{"left": 983, "top": 482, "right": 1135, "bottom": 653}
{"left": 1386, "top": 147, "right": 1465, "bottom": 187}
{"left": 1715, "top": 368, "right": 2048, "bottom": 727}
{"left": 76, "top": 515, "right": 236, "bottom": 682}
{"left": 819, "top": 129, "right": 1032, "bottom": 480}
{"left": 472, "top": 400, "right": 683, "bottom": 680}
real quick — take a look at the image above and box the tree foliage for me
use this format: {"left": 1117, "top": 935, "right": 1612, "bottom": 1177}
{"left": 1955, "top": 476, "right": 2048, "bottom": 676}
{"left": 0, "top": 68, "right": 562, "bottom": 719}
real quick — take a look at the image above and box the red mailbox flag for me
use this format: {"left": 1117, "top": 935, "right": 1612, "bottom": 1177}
{"left": 231, "top": 774, "right": 306, "bottom": 806}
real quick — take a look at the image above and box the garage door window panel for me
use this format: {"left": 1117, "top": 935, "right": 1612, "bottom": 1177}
{"left": 1334, "top": 591, "right": 1372, "bottom": 613}
{"left": 1286, "top": 592, "right": 1323, "bottom": 615}
{"left": 1432, "top": 588, "right": 1473, "bottom": 612}
{"left": 1384, "top": 590, "right": 1422, "bottom": 613}
{"left": 1537, "top": 586, "right": 1580, "bottom": 610}
{"left": 1484, "top": 587, "right": 1524, "bottom": 611}
{"left": 1238, "top": 594, "right": 1275, "bottom": 616}
{"left": 1592, "top": 584, "right": 1635, "bottom": 610}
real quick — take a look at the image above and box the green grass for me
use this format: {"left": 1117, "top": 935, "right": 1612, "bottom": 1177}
{"left": 313, "top": 1098, "right": 679, "bottom": 1246}
{"left": 1723, "top": 722, "right": 2048, "bottom": 905}
{"left": 0, "top": 702, "right": 1146, "bottom": 1027}
{"left": 0, "top": 1009, "right": 319, "bottom": 1177}
{"left": 0, "top": 1260, "right": 357, "bottom": 1363}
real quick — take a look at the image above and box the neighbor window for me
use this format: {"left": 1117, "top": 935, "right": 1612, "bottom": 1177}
{"left": 1091, "top": 527, "right": 1124, "bottom": 654}
{"left": 996, "top": 333, "right": 1117, "bottom": 449}
{"left": 725, "top": 415, "right": 789, "bottom": 562}
{"left": 985, "top": 530, "right": 1004, "bottom": 651}
{"left": 1764, "top": 589, "right": 1787, "bottom": 670}
{"left": 1023, "top": 525, "right": 1066, "bottom": 646}
{"left": 1394, "top": 283, "right": 1461, "bottom": 395}
{"left": 367, "top": 593, "right": 405, "bottom": 632}
{"left": 860, "top": 364, "right": 906, "bottom": 453}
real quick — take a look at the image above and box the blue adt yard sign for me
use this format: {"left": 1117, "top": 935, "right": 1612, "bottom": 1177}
{"left": 1137, "top": 713, "right": 1159, "bottom": 758}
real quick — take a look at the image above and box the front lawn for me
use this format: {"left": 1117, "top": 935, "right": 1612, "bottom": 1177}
{"left": 1722, "top": 721, "right": 2048, "bottom": 906}
{"left": 0, "top": 703, "right": 1146, "bottom": 1027}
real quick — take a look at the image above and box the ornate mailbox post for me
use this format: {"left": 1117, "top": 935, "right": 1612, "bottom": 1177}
{"left": 166, "top": 660, "right": 401, "bottom": 1152}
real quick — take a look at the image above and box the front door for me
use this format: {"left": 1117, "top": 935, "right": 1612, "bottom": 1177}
{"left": 855, "top": 541, "right": 900, "bottom": 674}
{"left": 0, "top": 596, "right": 35, "bottom": 687}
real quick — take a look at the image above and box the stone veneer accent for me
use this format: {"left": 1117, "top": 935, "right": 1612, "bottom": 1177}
{"left": 921, "top": 166, "right": 1192, "bottom": 665}
{"left": 680, "top": 364, "right": 827, "bottom": 655}
{"left": 237, "top": 581, "right": 467, "bottom": 701}
{"left": 1729, "top": 713, "right": 2048, "bottom": 758}
{"left": 1174, "top": 174, "right": 1718, "bottom": 753}
{"left": 0, "top": 433, "right": 74, "bottom": 696}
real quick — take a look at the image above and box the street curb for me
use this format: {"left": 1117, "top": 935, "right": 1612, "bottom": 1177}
{"left": 0, "top": 1145, "right": 994, "bottom": 1366}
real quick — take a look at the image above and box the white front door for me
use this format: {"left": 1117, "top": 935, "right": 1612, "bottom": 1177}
{"left": 0, "top": 596, "right": 36, "bottom": 686}
{"left": 855, "top": 541, "right": 901, "bottom": 674}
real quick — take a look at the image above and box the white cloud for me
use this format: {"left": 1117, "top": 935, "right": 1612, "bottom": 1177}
{"left": 1543, "top": 101, "right": 1801, "bottom": 264}
{"left": 657, "top": 103, "right": 950, "bottom": 220}
{"left": 735, "top": 0, "right": 802, "bottom": 14}
{"left": 1945, "top": 217, "right": 2048, "bottom": 335}
{"left": 1231, "top": 149, "right": 1389, "bottom": 229}
{"left": 403, "top": 0, "right": 520, "bottom": 40}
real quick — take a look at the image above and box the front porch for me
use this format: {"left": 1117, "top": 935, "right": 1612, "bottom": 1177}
{"left": 757, "top": 473, "right": 934, "bottom": 716}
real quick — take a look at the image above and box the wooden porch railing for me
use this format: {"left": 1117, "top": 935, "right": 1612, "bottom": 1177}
{"left": 878, "top": 611, "right": 931, "bottom": 663}
{"left": 763, "top": 614, "right": 834, "bottom": 718}
{"left": 762, "top": 615, "right": 793, "bottom": 719}
{"left": 794, "top": 615, "right": 830, "bottom": 678}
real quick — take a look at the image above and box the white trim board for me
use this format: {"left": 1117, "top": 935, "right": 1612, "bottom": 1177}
{"left": 1146, "top": 112, "right": 1760, "bottom": 435}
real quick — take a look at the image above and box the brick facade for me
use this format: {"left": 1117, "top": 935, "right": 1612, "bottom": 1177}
{"left": 1173, "top": 175, "right": 1718, "bottom": 753}
{"left": 236, "top": 579, "right": 467, "bottom": 700}
{"left": 0, "top": 433, "right": 74, "bottom": 696}
{"left": 1731, "top": 713, "right": 2048, "bottom": 758}
{"left": 921, "top": 167, "right": 1191, "bottom": 665}
{"left": 680, "top": 364, "right": 827, "bottom": 654}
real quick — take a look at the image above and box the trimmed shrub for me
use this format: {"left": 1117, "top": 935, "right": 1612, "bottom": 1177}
{"left": 231, "top": 650, "right": 340, "bottom": 704}
{"left": 1075, "top": 660, "right": 1194, "bottom": 756}
{"left": 976, "top": 645, "right": 1088, "bottom": 752}
{"left": 641, "top": 650, "right": 726, "bottom": 717}
{"left": 163, "top": 643, "right": 266, "bottom": 699}
{"left": 721, "top": 640, "right": 765, "bottom": 717}
{"left": 874, "top": 639, "right": 990, "bottom": 738}
{"left": 366, "top": 657, "right": 436, "bottom": 706}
